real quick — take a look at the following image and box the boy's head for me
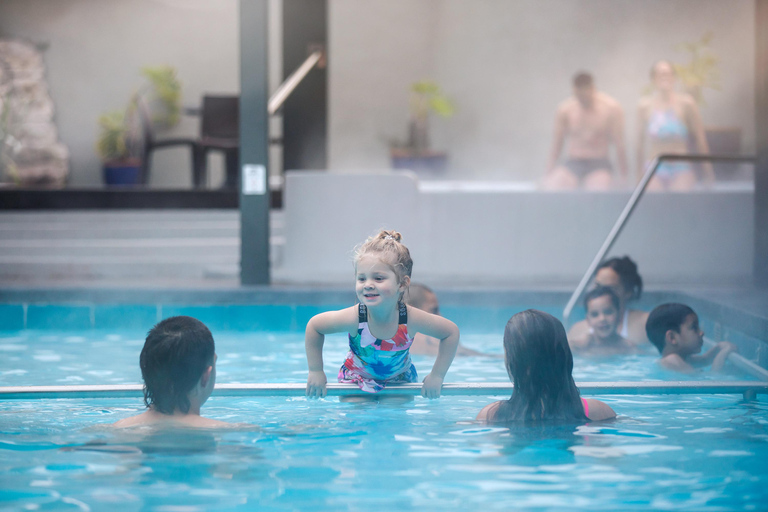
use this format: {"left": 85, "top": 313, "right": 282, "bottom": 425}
{"left": 406, "top": 282, "right": 439, "bottom": 315}
{"left": 140, "top": 316, "right": 216, "bottom": 415}
{"left": 584, "top": 286, "right": 621, "bottom": 341}
{"left": 645, "top": 303, "right": 704, "bottom": 355}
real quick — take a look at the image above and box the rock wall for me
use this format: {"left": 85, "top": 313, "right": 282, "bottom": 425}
{"left": 0, "top": 39, "right": 68, "bottom": 187}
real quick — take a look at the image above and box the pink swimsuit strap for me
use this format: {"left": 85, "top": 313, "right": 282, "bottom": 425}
{"left": 581, "top": 397, "right": 590, "bottom": 417}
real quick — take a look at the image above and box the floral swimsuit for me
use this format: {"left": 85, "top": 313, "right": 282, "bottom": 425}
{"left": 338, "top": 302, "right": 418, "bottom": 393}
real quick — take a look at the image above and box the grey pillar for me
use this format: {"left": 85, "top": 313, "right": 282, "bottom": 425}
{"left": 757, "top": 1, "right": 768, "bottom": 286}
{"left": 240, "top": 0, "right": 270, "bottom": 285}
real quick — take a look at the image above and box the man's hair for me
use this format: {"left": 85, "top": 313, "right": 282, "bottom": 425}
{"left": 584, "top": 285, "right": 620, "bottom": 312}
{"left": 573, "top": 72, "right": 594, "bottom": 88}
{"left": 406, "top": 282, "right": 435, "bottom": 310}
{"left": 140, "top": 316, "right": 215, "bottom": 414}
{"left": 645, "top": 303, "right": 696, "bottom": 354}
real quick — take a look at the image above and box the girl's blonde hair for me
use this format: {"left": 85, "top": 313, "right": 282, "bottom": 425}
{"left": 354, "top": 229, "right": 413, "bottom": 284}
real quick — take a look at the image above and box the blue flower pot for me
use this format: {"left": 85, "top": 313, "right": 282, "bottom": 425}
{"left": 103, "top": 162, "right": 141, "bottom": 186}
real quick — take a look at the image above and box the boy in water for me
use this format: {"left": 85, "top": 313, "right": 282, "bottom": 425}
{"left": 645, "top": 303, "right": 737, "bottom": 374}
{"left": 406, "top": 283, "right": 496, "bottom": 357}
{"left": 569, "top": 286, "right": 634, "bottom": 355}
{"left": 113, "top": 316, "right": 234, "bottom": 429}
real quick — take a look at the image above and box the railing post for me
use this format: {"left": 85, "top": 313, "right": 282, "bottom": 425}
{"left": 240, "top": 0, "right": 271, "bottom": 285}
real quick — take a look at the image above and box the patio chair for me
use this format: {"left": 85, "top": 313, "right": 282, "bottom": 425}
{"left": 196, "top": 95, "right": 239, "bottom": 189}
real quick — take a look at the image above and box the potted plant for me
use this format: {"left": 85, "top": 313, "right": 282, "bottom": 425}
{"left": 390, "top": 80, "right": 455, "bottom": 176}
{"left": 670, "top": 33, "right": 744, "bottom": 179}
{"left": 96, "top": 65, "right": 181, "bottom": 186}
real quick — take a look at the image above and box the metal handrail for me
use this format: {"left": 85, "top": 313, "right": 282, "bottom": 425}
{"left": 1, "top": 381, "right": 766, "bottom": 399}
{"left": 268, "top": 50, "right": 323, "bottom": 115}
{"left": 562, "top": 153, "right": 757, "bottom": 325}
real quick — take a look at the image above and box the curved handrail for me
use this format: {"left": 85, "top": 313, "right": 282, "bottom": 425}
{"left": 562, "top": 154, "right": 757, "bottom": 325}
{"left": 268, "top": 50, "right": 323, "bottom": 115}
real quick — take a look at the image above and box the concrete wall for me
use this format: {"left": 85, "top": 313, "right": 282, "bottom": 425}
{"left": 329, "top": 0, "right": 756, "bottom": 181}
{"left": 276, "top": 172, "right": 754, "bottom": 286}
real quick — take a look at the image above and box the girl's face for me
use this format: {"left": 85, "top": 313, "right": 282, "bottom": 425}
{"left": 594, "top": 267, "right": 630, "bottom": 307}
{"left": 586, "top": 295, "right": 619, "bottom": 341}
{"left": 355, "top": 255, "right": 406, "bottom": 308}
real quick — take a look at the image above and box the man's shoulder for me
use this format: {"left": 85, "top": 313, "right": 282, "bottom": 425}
{"left": 596, "top": 91, "right": 622, "bottom": 110}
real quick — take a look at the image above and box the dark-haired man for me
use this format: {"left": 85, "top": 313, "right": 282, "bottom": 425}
{"left": 113, "top": 316, "right": 235, "bottom": 429}
{"left": 543, "top": 72, "right": 628, "bottom": 190}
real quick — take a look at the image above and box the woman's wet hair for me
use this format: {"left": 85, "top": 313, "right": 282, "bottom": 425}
{"left": 584, "top": 285, "right": 620, "bottom": 312}
{"left": 597, "top": 256, "right": 643, "bottom": 301}
{"left": 490, "top": 310, "right": 587, "bottom": 424}
{"left": 354, "top": 229, "right": 413, "bottom": 285}
{"left": 140, "top": 316, "right": 215, "bottom": 415}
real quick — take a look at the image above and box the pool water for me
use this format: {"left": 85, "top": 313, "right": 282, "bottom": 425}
{"left": 0, "top": 330, "right": 753, "bottom": 387}
{"left": 1, "top": 394, "right": 767, "bottom": 511}
{"left": 1, "top": 303, "right": 766, "bottom": 511}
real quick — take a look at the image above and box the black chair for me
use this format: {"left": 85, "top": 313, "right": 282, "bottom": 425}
{"left": 195, "top": 95, "right": 239, "bottom": 189}
{"left": 137, "top": 99, "right": 199, "bottom": 186}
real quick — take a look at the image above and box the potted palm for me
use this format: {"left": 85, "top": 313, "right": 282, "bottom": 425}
{"left": 96, "top": 65, "right": 181, "bottom": 186}
{"left": 390, "top": 80, "right": 455, "bottom": 176}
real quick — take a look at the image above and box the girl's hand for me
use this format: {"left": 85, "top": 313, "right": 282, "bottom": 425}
{"left": 306, "top": 370, "right": 328, "bottom": 398}
{"left": 421, "top": 372, "right": 443, "bottom": 399}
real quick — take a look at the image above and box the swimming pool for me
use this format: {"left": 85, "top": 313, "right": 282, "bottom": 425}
{"left": 1, "top": 296, "right": 767, "bottom": 511}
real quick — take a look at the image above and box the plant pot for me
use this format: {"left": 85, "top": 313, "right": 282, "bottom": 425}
{"left": 103, "top": 159, "right": 142, "bottom": 186}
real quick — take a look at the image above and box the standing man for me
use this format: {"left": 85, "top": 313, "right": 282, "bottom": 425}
{"left": 543, "top": 72, "right": 628, "bottom": 190}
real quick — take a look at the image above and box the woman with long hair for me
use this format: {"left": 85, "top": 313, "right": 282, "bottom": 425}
{"left": 477, "top": 310, "right": 615, "bottom": 423}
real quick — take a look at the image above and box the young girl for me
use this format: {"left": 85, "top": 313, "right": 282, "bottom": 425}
{"left": 568, "top": 256, "right": 649, "bottom": 346}
{"left": 305, "top": 230, "right": 460, "bottom": 399}
{"left": 477, "top": 310, "right": 615, "bottom": 423}
{"left": 569, "top": 286, "right": 635, "bottom": 355}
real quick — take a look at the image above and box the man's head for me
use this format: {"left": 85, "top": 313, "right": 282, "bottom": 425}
{"left": 646, "top": 303, "right": 704, "bottom": 356}
{"left": 140, "top": 316, "right": 216, "bottom": 414}
{"left": 406, "top": 282, "right": 439, "bottom": 315}
{"left": 572, "top": 72, "right": 595, "bottom": 108}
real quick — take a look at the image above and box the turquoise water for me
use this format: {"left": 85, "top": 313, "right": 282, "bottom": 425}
{"left": 1, "top": 395, "right": 767, "bottom": 511}
{"left": 1, "top": 303, "right": 766, "bottom": 511}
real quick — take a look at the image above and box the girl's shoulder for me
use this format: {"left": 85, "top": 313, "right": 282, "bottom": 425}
{"left": 584, "top": 398, "right": 616, "bottom": 421}
{"left": 476, "top": 400, "right": 502, "bottom": 422}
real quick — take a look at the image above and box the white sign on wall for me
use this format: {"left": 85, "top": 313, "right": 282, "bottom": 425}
{"left": 242, "top": 164, "right": 266, "bottom": 195}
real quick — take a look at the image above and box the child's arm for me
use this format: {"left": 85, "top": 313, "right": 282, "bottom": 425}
{"left": 688, "top": 341, "right": 738, "bottom": 370}
{"left": 305, "top": 306, "right": 359, "bottom": 398}
{"left": 659, "top": 354, "right": 696, "bottom": 374}
{"left": 407, "top": 306, "right": 460, "bottom": 399}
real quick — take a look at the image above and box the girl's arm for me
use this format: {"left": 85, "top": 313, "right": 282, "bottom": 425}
{"left": 407, "top": 306, "right": 460, "bottom": 399}
{"left": 305, "top": 306, "right": 359, "bottom": 398}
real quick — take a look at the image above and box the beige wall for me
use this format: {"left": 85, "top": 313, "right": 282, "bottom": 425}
{"left": 0, "top": 0, "right": 757, "bottom": 185}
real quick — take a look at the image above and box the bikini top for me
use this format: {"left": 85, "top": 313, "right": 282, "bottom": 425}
{"left": 346, "top": 303, "right": 414, "bottom": 378}
{"left": 647, "top": 108, "right": 688, "bottom": 142}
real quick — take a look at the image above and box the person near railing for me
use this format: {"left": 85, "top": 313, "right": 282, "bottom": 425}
{"left": 636, "top": 60, "right": 714, "bottom": 191}
{"left": 542, "top": 72, "right": 628, "bottom": 191}
{"left": 567, "top": 256, "right": 650, "bottom": 346}
{"left": 568, "top": 286, "right": 636, "bottom": 356}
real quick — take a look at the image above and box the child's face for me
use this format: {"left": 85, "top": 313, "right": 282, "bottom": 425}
{"left": 355, "top": 255, "right": 405, "bottom": 307}
{"left": 586, "top": 295, "right": 619, "bottom": 341}
{"left": 674, "top": 313, "right": 704, "bottom": 356}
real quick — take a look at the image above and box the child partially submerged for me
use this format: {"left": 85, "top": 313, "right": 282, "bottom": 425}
{"left": 645, "top": 303, "right": 737, "bottom": 374}
{"left": 569, "top": 286, "right": 635, "bottom": 355}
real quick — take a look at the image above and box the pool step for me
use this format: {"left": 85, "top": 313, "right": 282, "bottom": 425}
{"left": 0, "top": 210, "right": 284, "bottom": 284}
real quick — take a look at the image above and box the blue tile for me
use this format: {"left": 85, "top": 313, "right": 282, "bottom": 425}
{"left": 26, "top": 305, "right": 92, "bottom": 330}
{"left": 94, "top": 305, "right": 159, "bottom": 330}
{"left": 159, "top": 305, "right": 297, "bottom": 332}
{"left": 0, "top": 304, "right": 24, "bottom": 330}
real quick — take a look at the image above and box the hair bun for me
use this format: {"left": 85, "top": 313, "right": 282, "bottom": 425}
{"left": 378, "top": 230, "right": 402, "bottom": 242}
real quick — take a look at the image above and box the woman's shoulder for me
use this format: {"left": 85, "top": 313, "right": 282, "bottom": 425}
{"left": 584, "top": 398, "right": 616, "bottom": 421}
{"left": 476, "top": 401, "right": 502, "bottom": 421}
